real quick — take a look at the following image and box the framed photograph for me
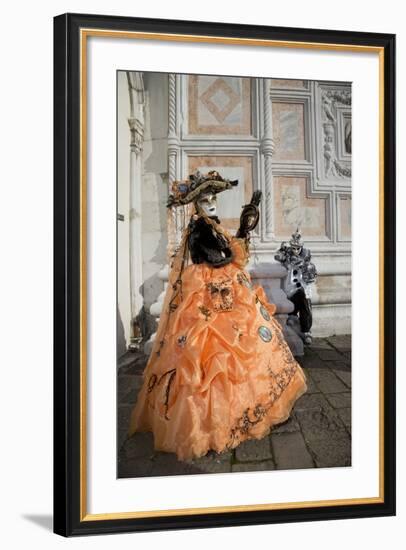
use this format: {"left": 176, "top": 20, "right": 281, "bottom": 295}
{"left": 53, "top": 13, "right": 396, "bottom": 536}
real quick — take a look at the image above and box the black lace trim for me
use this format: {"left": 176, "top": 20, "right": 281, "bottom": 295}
{"left": 228, "top": 322, "right": 298, "bottom": 446}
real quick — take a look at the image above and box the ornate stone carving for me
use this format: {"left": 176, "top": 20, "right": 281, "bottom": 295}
{"left": 321, "top": 89, "right": 351, "bottom": 179}
{"left": 322, "top": 90, "right": 351, "bottom": 121}
{"left": 128, "top": 117, "right": 144, "bottom": 154}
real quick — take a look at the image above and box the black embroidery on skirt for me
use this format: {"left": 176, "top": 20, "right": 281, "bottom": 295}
{"left": 266, "top": 322, "right": 298, "bottom": 405}
{"left": 274, "top": 325, "right": 296, "bottom": 365}
{"left": 267, "top": 362, "right": 297, "bottom": 406}
{"left": 229, "top": 404, "right": 267, "bottom": 444}
{"left": 228, "top": 327, "right": 299, "bottom": 445}
{"left": 156, "top": 339, "right": 165, "bottom": 357}
{"left": 156, "top": 368, "right": 177, "bottom": 421}
{"left": 147, "top": 374, "right": 158, "bottom": 393}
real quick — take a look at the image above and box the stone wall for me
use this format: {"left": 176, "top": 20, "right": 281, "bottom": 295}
{"left": 117, "top": 72, "right": 352, "bottom": 352}
{"left": 165, "top": 75, "right": 352, "bottom": 337}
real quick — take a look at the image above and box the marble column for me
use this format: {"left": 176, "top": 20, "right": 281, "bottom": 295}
{"left": 127, "top": 72, "right": 145, "bottom": 345}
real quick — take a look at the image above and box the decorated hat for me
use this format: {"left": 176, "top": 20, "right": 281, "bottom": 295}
{"left": 289, "top": 228, "right": 303, "bottom": 248}
{"left": 167, "top": 170, "right": 238, "bottom": 208}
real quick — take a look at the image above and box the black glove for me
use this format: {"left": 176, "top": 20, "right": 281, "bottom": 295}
{"left": 250, "top": 190, "right": 262, "bottom": 207}
{"left": 236, "top": 190, "right": 262, "bottom": 238}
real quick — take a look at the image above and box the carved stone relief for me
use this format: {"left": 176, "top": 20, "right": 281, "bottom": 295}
{"left": 273, "top": 176, "right": 328, "bottom": 238}
{"left": 320, "top": 87, "right": 352, "bottom": 180}
{"left": 272, "top": 102, "right": 306, "bottom": 161}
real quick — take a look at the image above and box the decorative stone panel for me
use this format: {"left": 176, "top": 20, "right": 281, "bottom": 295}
{"left": 188, "top": 75, "right": 252, "bottom": 135}
{"left": 337, "top": 194, "right": 352, "bottom": 241}
{"left": 273, "top": 175, "right": 328, "bottom": 239}
{"left": 272, "top": 101, "right": 306, "bottom": 161}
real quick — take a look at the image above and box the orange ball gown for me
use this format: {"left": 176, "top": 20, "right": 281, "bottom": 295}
{"left": 128, "top": 216, "right": 307, "bottom": 461}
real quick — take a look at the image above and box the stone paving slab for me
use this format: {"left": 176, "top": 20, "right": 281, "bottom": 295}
{"left": 308, "top": 339, "right": 335, "bottom": 351}
{"left": 294, "top": 392, "right": 336, "bottom": 412}
{"left": 296, "top": 414, "right": 351, "bottom": 468}
{"left": 119, "top": 351, "right": 148, "bottom": 375}
{"left": 327, "top": 335, "right": 352, "bottom": 352}
{"left": 272, "top": 432, "right": 315, "bottom": 470}
{"left": 325, "top": 392, "right": 351, "bottom": 409}
{"left": 330, "top": 360, "right": 351, "bottom": 371}
{"left": 150, "top": 452, "right": 214, "bottom": 476}
{"left": 294, "top": 399, "right": 351, "bottom": 468}
{"left": 272, "top": 416, "right": 301, "bottom": 434}
{"left": 232, "top": 460, "right": 275, "bottom": 472}
{"left": 330, "top": 361, "right": 351, "bottom": 388}
{"left": 117, "top": 336, "right": 352, "bottom": 478}
{"left": 185, "top": 450, "right": 233, "bottom": 474}
{"left": 117, "top": 456, "right": 154, "bottom": 478}
{"left": 117, "top": 375, "right": 142, "bottom": 403}
{"left": 332, "top": 369, "right": 351, "bottom": 389}
{"left": 308, "top": 368, "right": 349, "bottom": 394}
{"left": 297, "top": 352, "right": 326, "bottom": 370}
{"left": 300, "top": 368, "right": 320, "bottom": 394}
{"left": 235, "top": 436, "right": 272, "bottom": 462}
{"left": 122, "top": 432, "right": 155, "bottom": 460}
{"left": 314, "top": 349, "right": 346, "bottom": 362}
{"left": 117, "top": 404, "right": 134, "bottom": 451}
{"left": 337, "top": 408, "right": 352, "bottom": 431}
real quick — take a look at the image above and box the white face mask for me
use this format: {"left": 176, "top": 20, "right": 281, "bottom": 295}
{"left": 196, "top": 193, "right": 217, "bottom": 217}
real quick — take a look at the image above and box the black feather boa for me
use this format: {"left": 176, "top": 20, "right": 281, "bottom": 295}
{"left": 187, "top": 216, "right": 234, "bottom": 268}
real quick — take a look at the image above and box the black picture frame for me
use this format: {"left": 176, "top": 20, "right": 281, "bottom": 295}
{"left": 54, "top": 12, "right": 396, "bottom": 537}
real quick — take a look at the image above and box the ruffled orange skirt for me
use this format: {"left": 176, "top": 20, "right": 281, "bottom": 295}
{"left": 128, "top": 240, "right": 307, "bottom": 461}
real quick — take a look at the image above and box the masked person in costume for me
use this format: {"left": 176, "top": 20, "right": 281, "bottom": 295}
{"left": 128, "top": 170, "right": 307, "bottom": 461}
{"left": 274, "top": 230, "right": 318, "bottom": 345}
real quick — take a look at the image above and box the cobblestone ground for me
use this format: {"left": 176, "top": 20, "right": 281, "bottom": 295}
{"left": 117, "top": 335, "right": 351, "bottom": 478}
